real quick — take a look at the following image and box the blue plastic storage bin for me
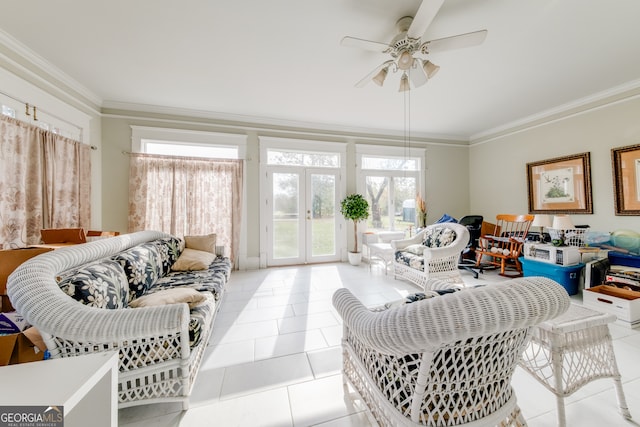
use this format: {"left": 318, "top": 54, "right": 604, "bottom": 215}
{"left": 519, "top": 257, "right": 584, "bottom": 295}
{"left": 608, "top": 252, "right": 640, "bottom": 268}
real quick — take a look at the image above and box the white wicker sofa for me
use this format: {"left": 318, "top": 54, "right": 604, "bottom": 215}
{"left": 333, "top": 277, "right": 570, "bottom": 426}
{"left": 7, "top": 230, "right": 231, "bottom": 409}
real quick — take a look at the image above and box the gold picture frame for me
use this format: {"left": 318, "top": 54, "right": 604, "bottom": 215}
{"left": 612, "top": 143, "right": 640, "bottom": 215}
{"left": 526, "top": 152, "right": 593, "bottom": 214}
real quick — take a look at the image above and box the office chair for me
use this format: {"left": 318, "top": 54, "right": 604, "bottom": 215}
{"left": 458, "top": 215, "right": 484, "bottom": 278}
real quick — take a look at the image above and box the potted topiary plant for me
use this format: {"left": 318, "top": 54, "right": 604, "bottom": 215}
{"left": 340, "top": 193, "right": 370, "bottom": 265}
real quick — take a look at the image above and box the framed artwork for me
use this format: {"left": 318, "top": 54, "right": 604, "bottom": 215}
{"left": 526, "top": 152, "right": 593, "bottom": 214}
{"left": 612, "top": 143, "right": 640, "bottom": 215}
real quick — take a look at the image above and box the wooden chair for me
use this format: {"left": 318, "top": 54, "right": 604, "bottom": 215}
{"left": 475, "top": 214, "right": 534, "bottom": 277}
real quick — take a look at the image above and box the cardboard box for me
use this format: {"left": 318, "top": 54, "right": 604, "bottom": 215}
{"left": 583, "top": 285, "right": 640, "bottom": 328}
{"left": 0, "top": 312, "right": 28, "bottom": 334}
{"left": 1, "top": 247, "right": 53, "bottom": 312}
{"left": 0, "top": 327, "right": 46, "bottom": 365}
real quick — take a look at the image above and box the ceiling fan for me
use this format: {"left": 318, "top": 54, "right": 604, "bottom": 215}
{"left": 342, "top": 0, "right": 487, "bottom": 90}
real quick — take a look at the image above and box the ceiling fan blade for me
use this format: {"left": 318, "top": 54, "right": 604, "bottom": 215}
{"left": 407, "top": 0, "right": 445, "bottom": 39}
{"left": 409, "top": 59, "right": 428, "bottom": 88}
{"left": 422, "top": 30, "right": 488, "bottom": 53}
{"left": 355, "top": 60, "right": 394, "bottom": 88}
{"left": 341, "top": 36, "right": 390, "bottom": 52}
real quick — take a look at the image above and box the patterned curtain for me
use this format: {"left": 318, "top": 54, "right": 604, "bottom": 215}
{"left": 0, "top": 115, "right": 91, "bottom": 248}
{"left": 128, "top": 153, "right": 243, "bottom": 265}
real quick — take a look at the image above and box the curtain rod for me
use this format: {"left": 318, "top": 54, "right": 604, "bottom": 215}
{"left": 0, "top": 89, "right": 87, "bottom": 144}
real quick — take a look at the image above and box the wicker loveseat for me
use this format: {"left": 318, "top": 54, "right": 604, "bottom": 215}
{"left": 7, "top": 230, "right": 231, "bottom": 409}
{"left": 392, "top": 222, "right": 469, "bottom": 290}
{"left": 333, "top": 277, "right": 570, "bottom": 427}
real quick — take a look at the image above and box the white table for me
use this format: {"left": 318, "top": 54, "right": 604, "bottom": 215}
{"left": 519, "top": 304, "right": 631, "bottom": 427}
{"left": 364, "top": 231, "right": 405, "bottom": 274}
{"left": 0, "top": 351, "right": 118, "bottom": 427}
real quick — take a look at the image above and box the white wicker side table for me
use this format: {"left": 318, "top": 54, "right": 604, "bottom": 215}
{"left": 519, "top": 304, "right": 631, "bottom": 427}
{"left": 366, "top": 242, "right": 395, "bottom": 274}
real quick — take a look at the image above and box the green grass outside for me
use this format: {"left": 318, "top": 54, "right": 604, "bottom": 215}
{"left": 273, "top": 215, "right": 414, "bottom": 259}
{"left": 273, "top": 217, "right": 335, "bottom": 259}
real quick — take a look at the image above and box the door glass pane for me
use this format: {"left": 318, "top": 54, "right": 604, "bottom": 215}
{"left": 392, "top": 176, "right": 417, "bottom": 230}
{"left": 365, "top": 175, "right": 416, "bottom": 232}
{"left": 310, "top": 173, "right": 336, "bottom": 257}
{"left": 273, "top": 173, "right": 299, "bottom": 259}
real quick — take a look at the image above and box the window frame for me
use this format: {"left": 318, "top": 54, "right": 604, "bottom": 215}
{"left": 355, "top": 144, "right": 426, "bottom": 232}
{"left": 131, "top": 126, "right": 247, "bottom": 159}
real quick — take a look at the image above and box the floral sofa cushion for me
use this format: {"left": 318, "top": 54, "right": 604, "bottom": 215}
{"left": 152, "top": 236, "right": 183, "bottom": 276}
{"left": 58, "top": 258, "right": 129, "bottom": 309}
{"left": 395, "top": 251, "right": 425, "bottom": 271}
{"left": 422, "top": 226, "right": 457, "bottom": 248}
{"left": 153, "top": 256, "right": 231, "bottom": 301}
{"left": 395, "top": 226, "right": 458, "bottom": 271}
{"left": 188, "top": 295, "right": 215, "bottom": 348}
{"left": 114, "top": 242, "right": 163, "bottom": 300}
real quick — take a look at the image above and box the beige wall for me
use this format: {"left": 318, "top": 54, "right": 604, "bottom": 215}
{"left": 424, "top": 144, "right": 470, "bottom": 223}
{"left": 469, "top": 96, "right": 640, "bottom": 232}
{"left": 100, "top": 112, "right": 469, "bottom": 263}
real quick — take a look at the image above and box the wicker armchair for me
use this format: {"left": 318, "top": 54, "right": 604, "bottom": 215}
{"left": 332, "top": 277, "right": 570, "bottom": 427}
{"left": 392, "top": 222, "right": 469, "bottom": 290}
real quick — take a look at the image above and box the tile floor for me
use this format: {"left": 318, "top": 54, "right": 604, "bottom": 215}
{"left": 119, "top": 262, "right": 640, "bottom": 427}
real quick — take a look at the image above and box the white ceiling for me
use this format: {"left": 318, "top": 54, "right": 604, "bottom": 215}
{"left": 1, "top": 0, "right": 640, "bottom": 141}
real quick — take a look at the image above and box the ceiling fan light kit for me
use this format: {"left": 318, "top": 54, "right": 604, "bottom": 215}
{"left": 372, "top": 67, "right": 388, "bottom": 86}
{"left": 397, "top": 50, "right": 414, "bottom": 70}
{"left": 399, "top": 74, "right": 411, "bottom": 92}
{"left": 342, "top": 0, "right": 486, "bottom": 91}
{"left": 422, "top": 60, "right": 440, "bottom": 79}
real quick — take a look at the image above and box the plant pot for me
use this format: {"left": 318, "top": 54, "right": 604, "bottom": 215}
{"left": 348, "top": 251, "right": 362, "bottom": 266}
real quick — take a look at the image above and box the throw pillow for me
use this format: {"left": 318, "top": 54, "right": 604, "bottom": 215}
{"left": 129, "top": 288, "right": 206, "bottom": 308}
{"left": 58, "top": 259, "right": 130, "bottom": 309}
{"left": 172, "top": 248, "right": 215, "bottom": 271}
{"left": 404, "top": 244, "right": 425, "bottom": 255}
{"left": 422, "top": 227, "right": 457, "bottom": 248}
{"left": 435, "top": 213, "right": 458, "bottom": 224}
{"left": 383, "top": 288, "right": 459, "bottom": 310}
{"left": 184, "top": 234, "right": 216, "bottom": 254}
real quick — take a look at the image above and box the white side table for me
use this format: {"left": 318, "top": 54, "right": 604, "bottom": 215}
{"left": 0, "top": 351, "right": 118, "bottom": 427}
{"left": 519, "top": 304, "right": 631, "bottom": 427}
{"left": 367, "top": 243, "right": 395, "bottom": 274}
{"left": 363, "top": 231, "right": 404, "bottom": 274}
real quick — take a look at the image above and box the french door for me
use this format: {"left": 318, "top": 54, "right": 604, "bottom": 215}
{"left": 267, "top": 167, "right": 340, "bottom": 266}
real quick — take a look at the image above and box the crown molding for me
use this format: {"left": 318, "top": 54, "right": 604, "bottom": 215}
{"left": 101, "top": 100, "right": 469, "bottom": 146}
{"left": 8, "top": 22, "right": 636, "bottom": 146}
{"left": 0, "top": 28, "right": 102, "bottom": 114}
{"left": 470, "top": 79, "right": 640, "bottom": 145}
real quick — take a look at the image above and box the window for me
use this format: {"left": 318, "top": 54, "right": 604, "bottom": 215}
{"left": 131, "top": 126, "right": 246, "bottom": 159}
{"left": 1, "top": 105, "right": 15, "bottom": 118}
{"left": 356, "top": 145, "right": 425, "bottom": 232}
{"left": 128, "top": 126, "right": 247, "bottom": 265}
{"left": 267, "top": 149, "right": 339, "bottom": 168}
